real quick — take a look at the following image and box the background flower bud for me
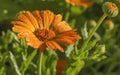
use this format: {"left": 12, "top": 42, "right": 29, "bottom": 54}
{"left": 102, "top": 2, "right": 118, "bottom": 17}
{"left": 104, "top": 19, "right": 114, "bottom": 30}
{"left": 88, "top": 19, "right": 97, "bottom": 27}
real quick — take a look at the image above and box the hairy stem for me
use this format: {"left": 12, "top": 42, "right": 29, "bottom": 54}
{"left": 80, "top": 13, "right": 107, "bottom": 54}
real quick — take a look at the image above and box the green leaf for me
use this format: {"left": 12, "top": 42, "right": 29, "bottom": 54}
{"left": 0, "top": 67, "right": 5, "bottom": 75}
{"left": 81, "top": 22, "right": 88, "bottom": 40}
{"left": 20, "top": 49, "right": 37, "bottom": 75}
{"left": 9, "top": 51, "right": 21, "bottom": 75}
{"left": 85, "top": 40, "right": 98, "bottom": 52}
{"left": 80, "top": 40, "right": 97, "bottom": 58}
{"left": 63, "top": 59, "right": 84, "bottom": 75}
{"left": 65, "top": 45, "right": 74, "bottom": 58}
{"left": 89, "top": 45, "right": 107, "bottom": 61}
{"left": 42, "top": 50, "right": 57, "bottom": 75}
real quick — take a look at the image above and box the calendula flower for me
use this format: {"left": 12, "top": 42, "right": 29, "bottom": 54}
{"left": 56, "top": 58, "right": 67, "bottom": 75}
{"left": 12, "top": 10, "right": 80, "bottom": 52}
{"left": 65, "top": 0, "right": 92, "bottom": 8}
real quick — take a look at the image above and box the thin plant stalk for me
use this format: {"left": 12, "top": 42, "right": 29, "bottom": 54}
{"left": 38, "top": 52, "right": 43, "bottom": 75}
{"left": 80, "top": 13, "right": 107, "bottom": 53}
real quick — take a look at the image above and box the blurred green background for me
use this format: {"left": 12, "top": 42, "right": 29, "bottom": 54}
{"left": 0, "top": 0, "right": 120, "bottom": 75}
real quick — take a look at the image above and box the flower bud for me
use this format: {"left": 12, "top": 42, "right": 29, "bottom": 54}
{"left": 90, "top": 45, "right": 106, "bottom": 61}
{"left": 88, "top": 19, "right": 97, "bottom": 27}
{"left": 102, "top": 2, "right": 118, "bottom": 17}
{"left": 95, "top": 45, "right": 106, "bottom": 55}
{"left": 104, "top": 19, "right": 114, "bottom": 30}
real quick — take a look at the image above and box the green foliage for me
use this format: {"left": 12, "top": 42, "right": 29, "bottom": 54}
{"left": 0, "top": 0, "right": 120, "bottom": 75}
{"left": 63, "top": 59, "right": 84, "bottom": 75}
{"left": 41, "top": 50, "right": 57, "bottom": 75}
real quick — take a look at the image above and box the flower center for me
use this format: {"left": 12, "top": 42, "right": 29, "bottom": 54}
{"left": 34, "top": 29, "right": 55, "bottom": 42}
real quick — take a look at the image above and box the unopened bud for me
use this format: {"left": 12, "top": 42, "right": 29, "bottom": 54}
{"left": 104, "top": 19, "right": 114, "bottom": 30}
{"left": 102, "top": 2, "right": 118, "bottom": 17}
{"left": 94, "top": 45, "right": 106, "bottom": 55}
{"left": 88, "top": 19, "right": 97, "bottom": 27}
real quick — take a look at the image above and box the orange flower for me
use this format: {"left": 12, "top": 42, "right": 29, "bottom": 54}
{"left": 65, "top": 0, "right": 92, "bottom": 8}
{"left": 12, "top": 10, "right": 80, "bottom": 52}
{"left": 56, "top": 58, "right": 67, "bottom": 75}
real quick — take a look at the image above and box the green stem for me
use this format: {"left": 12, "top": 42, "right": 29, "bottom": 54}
{"left": 80, "top": 13, "right": 107, "bottom": 53}
{"left": 38, "top": 52, "right": 43, "bottom": 75}
{"left": 46, "top": 68, "right": 50, "bottom": 75}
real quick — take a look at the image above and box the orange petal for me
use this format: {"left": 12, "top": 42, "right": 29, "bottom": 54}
{"left": 24, "top": 11, "right": 39, "bottom": 29}
{"left": 53, "top": 21, "right": 72, "bottom": 33}
{"left": 40, "top": 10, "right": 54, "bottom": 29}
{"left": 12, "top": 26, "right": 30, "bottom": 33}
{"left": 52, "top": 14, "right": 62, "bottom": 26}
{"left": 18, "top": 32, "right": 43, "bottom": 48}
{"left": 33, "top": 10, "right": 44, "bottom": 29}
{"left": 54, "top": 30, "right": 81, "bottom": 45}
{"left": 55, "top": 38, "right": 74, "bottom": 45}
{"left": 11, "top": 21, "right": 34, "bottom": 32}
{"left": 66, "top": 0, "right": 92, "bottom": 8}
{"left": 46, "top": 41, "right": 64, "bottom": 52}
{"left": 17, "top": 12, "right": 35, "bottom": 32}
{"left": 79, "top": 0, "right": 92, "bottom": 8}
{"left": 66, "top": 0, "right": 79, "bottom": 6}
{"left": 56, "top": 29, "right": 79, "bottom": 37}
